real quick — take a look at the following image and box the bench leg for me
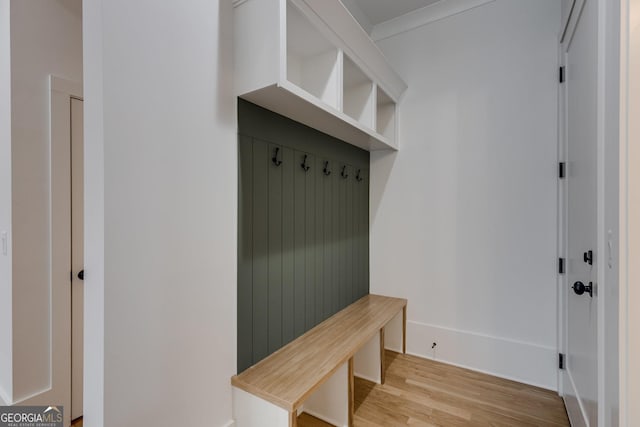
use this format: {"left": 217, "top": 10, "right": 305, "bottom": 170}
{"left": 348, "top": 357, "right": 354, "bottom": 427}
{"left": 289, "top": 411, "right": 297, "bottom": 427}
{"left": 380, "top": 328, "right": 386, "bottom": 384}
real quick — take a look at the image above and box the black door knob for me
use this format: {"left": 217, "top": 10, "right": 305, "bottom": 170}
{"left": 77, "top": 270, "right": 84, "bottom": 281}
{"left": 572, "top": 281, "right": 593, "bottom": 297}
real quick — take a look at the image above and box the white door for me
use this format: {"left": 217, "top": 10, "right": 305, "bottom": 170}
{"left": 71, "top": 97, "right": 84, "bottom": 421}
{"left": 563, "top": 0, "right": 598, "bottom": 425}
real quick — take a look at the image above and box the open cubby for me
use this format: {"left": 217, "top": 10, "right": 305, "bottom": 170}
{"left": 342, "top": 55, "right": 375, "bottom": 129}
{"left": 286, "top": 1, "right": 340, "bottom": 109}
{"left": 376, "top": 87, "right": 396, "bottom": 141}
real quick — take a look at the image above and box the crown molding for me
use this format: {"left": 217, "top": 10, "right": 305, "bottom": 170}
{"left": 371, "top": 0, "right": 496, "bottom": 42}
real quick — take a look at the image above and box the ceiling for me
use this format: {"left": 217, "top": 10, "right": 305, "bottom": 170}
{"left": 347, "top": 0, "right": 442, "bottom": 26}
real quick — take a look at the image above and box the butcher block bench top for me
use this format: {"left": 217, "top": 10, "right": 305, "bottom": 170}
{"left": 231, "top": 294, "right": 407, "bottom": 412}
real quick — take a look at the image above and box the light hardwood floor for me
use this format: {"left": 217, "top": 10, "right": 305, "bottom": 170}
{"left": 299, "top": 350, "right": 569, "bottom": 427}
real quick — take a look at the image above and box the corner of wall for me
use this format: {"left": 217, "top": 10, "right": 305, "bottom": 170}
{"left": 0, "top": 0, "right": 13, "bottom": 405}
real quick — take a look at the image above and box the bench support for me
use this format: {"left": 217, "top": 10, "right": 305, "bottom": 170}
{"left": 380, "top": 328, "right": 386, "bottom": 384}
{"left": 233, "top": 387, "right": 290, "bottom": 427}
{"left": 348, "top": 358, "right": 354, "bottom": 427}
{"left": 302, "top": 362, "right": 349, "bottom": 426}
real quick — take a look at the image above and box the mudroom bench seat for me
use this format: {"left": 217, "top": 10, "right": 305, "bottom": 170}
{"left": 231, "top": 294, "right": 407, "bottom": 427}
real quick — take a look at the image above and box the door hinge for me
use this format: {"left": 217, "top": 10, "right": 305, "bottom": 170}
{"left": 558, "top": 257, "right": 566, "bottom": 274}
{"left": 559, "top": 162, "right": 566, "bottom": 179}
{"left": 559, "top": 66, "right": 565, "bottom": 83}
{"left": 559, "top": 353, "right": 565, "bottom": 370}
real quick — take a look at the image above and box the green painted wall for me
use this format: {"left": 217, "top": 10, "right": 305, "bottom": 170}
{"left": 237, "top": 100, "right": 370, "bottom": 372}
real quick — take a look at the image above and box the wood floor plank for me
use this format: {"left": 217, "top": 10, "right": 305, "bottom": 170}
{"left": 299, "top": 351, "right": 569, "bottom": 427}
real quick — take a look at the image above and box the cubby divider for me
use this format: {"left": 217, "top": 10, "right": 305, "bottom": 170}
{"left": 343, "top": 55, "right": 375, "bottom": 129}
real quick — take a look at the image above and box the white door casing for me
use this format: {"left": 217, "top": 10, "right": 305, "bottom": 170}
{"left": 561, "top": 0, "right": 599, "bottom": 425}
{"left": 71, "top": 97, "right": 84, "bottom": 421}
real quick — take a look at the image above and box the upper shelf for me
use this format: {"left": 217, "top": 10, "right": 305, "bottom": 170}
{"left": 233, "top": 0, "right": 408, "bottom": 151}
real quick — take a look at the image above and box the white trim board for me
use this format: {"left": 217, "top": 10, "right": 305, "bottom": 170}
{"left": 406, "top": 320, "right": 557, "bottom": 391}
{"left": 371, "top": 0, "right": 496, "bottom": 42}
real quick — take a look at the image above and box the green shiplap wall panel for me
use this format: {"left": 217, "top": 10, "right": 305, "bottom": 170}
{"left": 237, "top": 99, "right": 370, "bottom": 373}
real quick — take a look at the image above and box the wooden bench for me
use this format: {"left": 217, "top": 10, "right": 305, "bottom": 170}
{"left": 231, "top": 294, "right": 407, "bottom": 427}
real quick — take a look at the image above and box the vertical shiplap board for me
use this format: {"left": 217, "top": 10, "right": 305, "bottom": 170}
{"left": 323, "top": 160, "right": 334, "bottom": 319}
{"left": 294, "top": 151, "right": 307, "bottom": 338}
{"left": 238, "top": 136, "right": 254, "bottom": 373}
{"left": 238, "top": 100, "right": 370, "bottom": 372}
{"left": 339, "top": 166, "right": 347, "bottom": 308}
{"left": 362, "top": 170, "right": 370, "bottom": 299}
{"left": 253, "top": 141, "right": 269, "bottom": 363}
{"left": 268, "top": 143, "right": 283, "bottom": 353}
{"left": 314, "top": 155, "right": 325, "bottom": 325}
{"left": 282, "top": 147, "right": 295, "bottom": 344}
{"left": 353, "top": 170, "right": 362, "bottom": 300}
{"left": 346, "top": 167, "right": 354, "bottom": 301}
{"left": 305, "top": 158, "right": 316, "bottom": 329}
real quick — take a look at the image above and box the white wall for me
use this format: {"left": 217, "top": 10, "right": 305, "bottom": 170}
{"left": 83, "top": 0, "right": 237, "bottom": 426}
{"left": 6, "top": 0, "right": 82, "bottom": 402}
{"left": 0, "top": 0, "right": 12, "bottom": 405}
{"left": 371, "top": 0, "right": 560, "bottom": 389}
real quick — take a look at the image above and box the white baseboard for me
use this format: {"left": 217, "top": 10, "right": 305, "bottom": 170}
{"left": 406, "top": 320, "right": 558, "bottom": 391}
{"left": 0, "top": 385, "right": 9, "bottom": 406}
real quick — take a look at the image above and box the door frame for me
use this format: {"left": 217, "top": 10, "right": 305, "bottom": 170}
{"left": 558, "top": 0, "right": 623, "bottom": 426}
{"left": 40, "top": 75, "right": 83, "bottom": 427}
{"left": 619, "top": 0, "right": 639, "bottom": 425}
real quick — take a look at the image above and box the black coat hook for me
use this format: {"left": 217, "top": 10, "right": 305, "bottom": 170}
{"left": 272, "top": 147, "right": 282, "bottom": 166}
{"left": 301, "top": 154, "right": 310, "bottom": 172}
{"left": 341, "top": 165, "right": 349, "bottom": 179}
{"left": 356, "top": 169, "right": 363, "bottom": 182}
{"left": 323, "top": 161, "right": 331, "bottom": 176}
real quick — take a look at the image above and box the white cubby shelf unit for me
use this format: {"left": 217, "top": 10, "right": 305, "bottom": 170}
{"left": 233, "top": 0, "right": 407, "bottom": 151}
